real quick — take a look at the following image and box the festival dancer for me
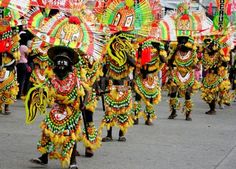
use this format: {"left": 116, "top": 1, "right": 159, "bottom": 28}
{"left": 28, "top": 46, "right": 86, "bottom": 169}
{"left": 100, "top": 32, "right": 136, "bottom": 142}
{"left": 133, "top": 38, "right": 167, "bottom": 125}
{"left": 201, "top": 36, "right": 232, "bottom": 114}
{"left": 200, "top": 0, "right": 233, "bottom": 114}
{"left": 25, "top": 5, "right": 105, "bottom": 168}
{"left": 96, "top": 0, "right": 153, "bottom": 141}
{"left": 167, "top": 3, "right": 199, "bottom": 121}
{"left": 76, "top": 54, "right": 103, "bottom": 157}
{"left": 0, "top": 7, "right": 20, "bottom": 115}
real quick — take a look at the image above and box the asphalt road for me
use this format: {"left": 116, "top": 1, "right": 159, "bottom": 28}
{"left": 0, "top": 92, "right": 236, "bottom": 169}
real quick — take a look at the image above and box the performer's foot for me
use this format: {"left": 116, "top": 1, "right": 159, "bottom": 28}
{"left": 145, "top": 119, "right": 153, "bottom": 126}
{"left": 185, "top": 112, "right": 192, "bottom": 121}
{"left": 205, "top": 110, "right": 216, "bottom": 115}
{"left": 168, "top": 113, "right": 177, "bottom": 119}
{"left": 4, "top": 106, "right": 11, "bottom": 115}
{"left": 133, "top": 118, "right": 139, "bottom": 125}
{"left": 118, "top": 136, "right": 126, "bottom": 142}
{"left": 69, "top": 164, "right": 79, "bottom": 169}
{"left": 185, "top": 116, "right": 192, "bottom": 121}
{"left": 85, "top": 147, "right": 94, "bottom": 157}
{"left": 102, "top": 136, "right": 113, "bottom": 142}
{"left": 29, "top": 158, "right": 48, "bottom": 165}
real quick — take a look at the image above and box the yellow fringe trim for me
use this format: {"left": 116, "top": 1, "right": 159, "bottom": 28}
{"left": 182, "top": 99, "right": 193, "bottom": 114}
{"left": 201, "top": 87, "right": 219, "bottom": 103}
{"left": 169, "top": 98, "right": 181, "bottom": 110}
{"left": 81, "top": 134, "right": 101, "bottom": 151}
{"left": 134, "top": 84, "right": 161, "bottom": 107}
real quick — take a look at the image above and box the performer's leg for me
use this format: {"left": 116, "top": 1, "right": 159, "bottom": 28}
{"left": 133, "top": 94, "right": 141, "bottom": 125}
{"left": 168, "top": 86, "right": 178, "bottom": 119}
{"left": 218, "top": 92, "right": 224, "bottom": 109}
{"left": 4, "top": 104, "right": 11, "bottom": 115}
{"left": 145, "top": 104, "right": 155, "bottom": 126}
{"left": 205, "top": 100, "right": 216, "bottom": 115}
{"left": 0, "top": 104, "right": 2, "bottom": 114}
{"left": 185, "top": 88, "right": 192, "bottom": 121}
{"left": 84, "top": 110, "right": 94, "bottom": 157}
{"left": 102, "top": 127, "right": 113, "bottom": 142}
{"left": 30, "top": 153, "right": 48, "bottom": 165}
{"left": 118, "top": 130, "right": 126, "bottom": 142}
{"left": 69, "top": 143, "right": 78, "bottom": 169}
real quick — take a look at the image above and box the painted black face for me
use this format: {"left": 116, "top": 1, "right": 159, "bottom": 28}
{"left": 179, "top": 44, "right": 190, "bottom": 52}
{"left": 151, "top": 42, "right": 160, "bottom": 50}
{"left": 178, "top": 37, "right": 190, "bottom": 52}
{"left": 178, "top": 36, "right": 188, "bottom": 45}
{"left": 53, "top": 56, "right": 72, "bottom": 79}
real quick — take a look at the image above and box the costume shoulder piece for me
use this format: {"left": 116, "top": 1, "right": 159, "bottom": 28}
{"left": 0, "top": 7, "right": 20, "bottom": 60}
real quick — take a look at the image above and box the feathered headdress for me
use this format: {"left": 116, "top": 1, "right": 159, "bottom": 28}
{"left": 25, "top": 6, "right": 105, "bottom": 61}
{"left": 97, "top": 0, "right": 154, "bottom": 36}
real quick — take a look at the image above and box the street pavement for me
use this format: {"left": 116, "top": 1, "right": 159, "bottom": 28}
{"left": 0, "top": 92, "right": 236, "bottom": 169}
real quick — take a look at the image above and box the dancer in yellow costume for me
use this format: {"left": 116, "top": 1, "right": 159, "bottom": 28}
{"left": 201, "top": 37, "right": 232, "bottom": 114}
{"left": 167, "top": 3, "right": 200, "bottom": 121}
{"left": 201, "top": 0, "right": 233, "bottom": 114}
{"left": 25, "top": 5, "right": 105, "bottom": 168}
{"left": 97, "top": 0, "right": 153, "bottom": 142}
{"left": 75, "top": 54, "right": 103, "bottom": 157}
{"left": 0, "top": 7, "right": 20, "bottom": 115}
{"left": 133, "top": 38, "right": 167, "bottom": 125}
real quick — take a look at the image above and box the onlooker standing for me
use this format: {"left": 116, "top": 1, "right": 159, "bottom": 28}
{"left": 16, "top": 32, "right": 30, "bottom": 99}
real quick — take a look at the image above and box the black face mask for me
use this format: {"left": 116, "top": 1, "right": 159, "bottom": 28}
{"left": 179, "top": 44, "right": 190, "bottom": 52}
{"left": 53, "top": 58, "right": 72, "bottom": 80}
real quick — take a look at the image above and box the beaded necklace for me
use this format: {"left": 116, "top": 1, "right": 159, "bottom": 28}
{"left": 175, "top": 50, "right": 195, "bottom": 67}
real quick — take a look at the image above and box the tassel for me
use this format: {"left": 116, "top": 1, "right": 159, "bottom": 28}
{"left": 208, "top": 2, "right": 213, "bottom": 15}
{"left": 227, "top": 3, "right": 232, "bottom": 16}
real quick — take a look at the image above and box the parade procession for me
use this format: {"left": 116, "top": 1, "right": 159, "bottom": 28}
{"left": 0, "top": 0, "right": 236, "bottom": 169}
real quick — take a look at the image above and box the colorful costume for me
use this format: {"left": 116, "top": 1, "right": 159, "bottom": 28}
{"left": 76, "top": 54, "right": 103, "bottom": 156}
{"left": 201, "top": 37, "right": 232, "bottom": 114}
{"left": 167, "top": 3, "right": 200, "bottom": 121}
{"left": 25, "top": 5, "right": 105, "bottom": 168}
{"left": 201, "top": 0, "right": 233, "bottom": 114}
{"left": 133, "top": 38, "right": 167, "bottom": 125}
{"left": 100, "top": 33, "right": 135, "bottom": 141}
{"left": 0, "top": 7, "right": 20, "bottom": 114}
{"left": 96, "top": 0, "right": 153, "bottom": 141}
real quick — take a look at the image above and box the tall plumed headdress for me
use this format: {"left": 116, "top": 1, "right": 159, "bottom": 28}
{"left": 175, "top": 2, "right": 197, "bottom": 38}
{"left": 25, "top": 6, "right": 105, "bottom": 61}
{"left": 97, "top": 0, "right": 154, "bottom": 36}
